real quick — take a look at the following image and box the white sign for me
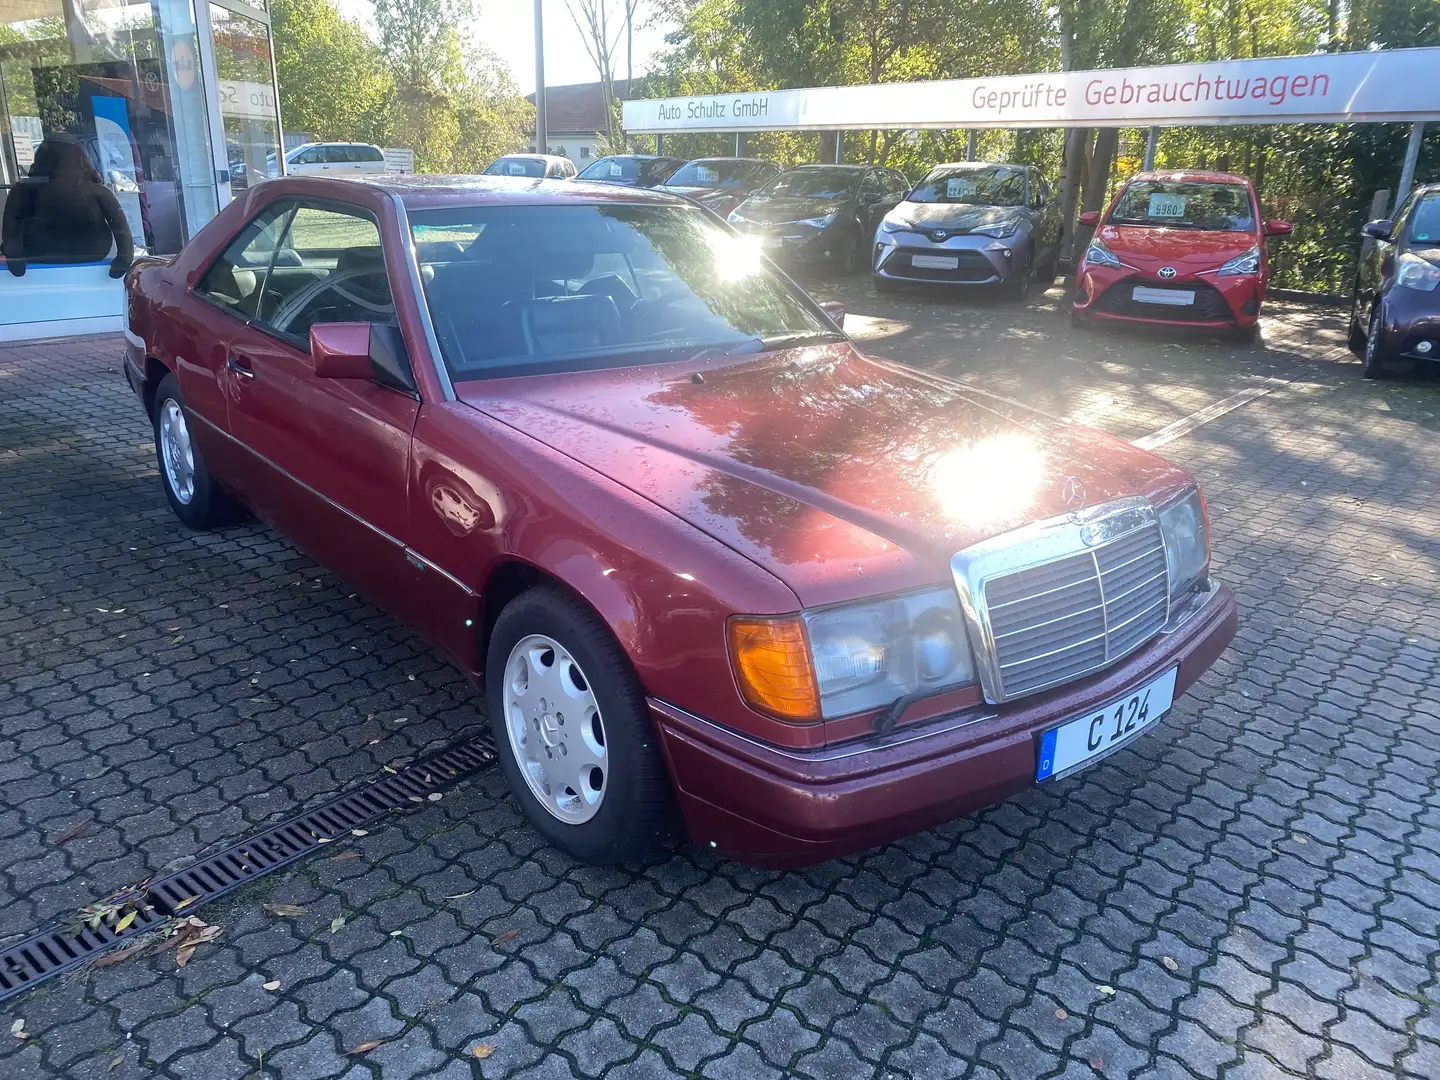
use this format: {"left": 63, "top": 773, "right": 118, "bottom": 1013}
{"left": 10, "top": 131, "right": 34, "bottom": 173}
{"left": 623, "top": 46, "right": 1440, "bottom": 132}
{"left": 217, "top": 80, "right": 277, "bottom": 121}
{"left": 383, "top": 147, "right": 414, "bottom": 173}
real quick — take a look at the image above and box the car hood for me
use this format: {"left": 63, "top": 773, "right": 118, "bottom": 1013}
{"left": 1413, "top": 245, "right": 1440, "bottom": 268}
{"left": 660, "top": 185, "right": 735, "bottom": 200}
{"left": 892, "top": 202, "right": 1026, "bottom": 231}
{"left": 736, "top": 195, "right": 850, "bottom": 224}
{"left": 1097, "top": 223, "right": 1259, "bottom": 270}
{"left": 458, "top": 345, "right": 1192, "bottom": 607}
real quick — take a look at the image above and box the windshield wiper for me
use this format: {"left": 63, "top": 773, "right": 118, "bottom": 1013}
{"left": 758, "top": 329, "right": 847, "bottom": 349}
{"left": 686, "top": 337, "right": 765, "bottom": 363}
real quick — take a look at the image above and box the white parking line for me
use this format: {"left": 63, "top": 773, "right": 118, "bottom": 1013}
{"left": 1132, "top": 377, "right": 1293, "bottom": 451}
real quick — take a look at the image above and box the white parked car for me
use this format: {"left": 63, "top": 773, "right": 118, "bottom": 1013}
{"left": 483, "top": 154, "right": 577, "bottom": 179}
{"left": 283, "top": 143, "right": 388, "bottom": 176}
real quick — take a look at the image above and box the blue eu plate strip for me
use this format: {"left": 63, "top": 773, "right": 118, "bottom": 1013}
{"left": 1036, "top": 728, "right": 1058, "bottom": 782}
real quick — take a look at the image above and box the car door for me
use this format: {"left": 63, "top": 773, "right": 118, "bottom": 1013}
{"left": 857, "top": 169, "right": 889, "bottom": 236}
{"left": 223, "top": 197, "right": 422, "bottom": 616}
{"left": 1029, "top": 172, "right": 1061, "bottom": 264}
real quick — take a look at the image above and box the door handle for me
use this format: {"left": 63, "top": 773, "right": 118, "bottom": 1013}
{"left": 227, "top": 354, "right": 255, "bottom": 379}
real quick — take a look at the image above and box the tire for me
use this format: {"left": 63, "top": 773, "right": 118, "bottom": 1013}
{"left": 1070, "top": 309, "right": 1089, "bottom": 330}
{"left": 841, "top": 230, "right": 865, "bottom": 274}
{"left": 152, "top": 374, "right": 244, "bottom": 529}
{"left": 486, "top": 585, "right": 676, "bottom": 864}
{"left": 1004, "top": 245, "right": 1034, "bottom": 302}
{"left": 1347, "top": 292, "right": 1367, "bottom": 356}
{"left": 1039, "top": 250, "right": 1058, "bottom": 285}
{"left": 1362, "top": 301, "right": 1392, "bottom": 379}
{"left": 1229, "top": 322, "right": 1259, "bottom": 343}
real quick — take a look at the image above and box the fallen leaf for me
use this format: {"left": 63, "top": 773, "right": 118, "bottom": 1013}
{"left": 173, "top": 895, "right": 202, "bottom": 911}
{"left": 175, "top": 945, "right": 197, "bottom": 967}
{"left": 327, "top": 851, "right": 361, "bottom": 862}
{"left": 1090, "top": 1057, "right": 1105, "bottom": 1071}
{"left": 427, "top": 792, "right": 442, "bottom": 802}
{"left": 1162, "top": 956, "right": 1179, "bottom": 972}
{"left": 444, "top": 890, "right": 475, "bottom": 901}
{"left": 1291, "top": 833, "right": 1307, "bottom": 845}
{"left": 389, "top": 929, "right": 404, "bottom": 937}
{"left": 1096, "top": 984, "right": 1116, "bottom": 996}
{"left": 1054, "top": 1008, "right": 1068, "bottom": 1021}
{"left": 92, "top": 944, "right": 149, "bottom": 968}
{"left": 382, "top": 765, "right": 397, "bottom": 774}
{"left": 114, "top": 910, "right": 137, "bottom": 933}
{"left": 330, "top": 916, "right": 346, "bottom": 933}
{"left": 347, "top": 1040, "right": 385, "bottom": 1054}
{"left": 171, "top": 635, "right": 185, "bottom": 645}
{"left": 107, "top": 1053, "right": 124, "bottom": 1072}
{"left": 262, "top": 980, "right": 281, "bottom": 991}
{"left": 96, "top": 607, "right": 110, "bottom": 613}
{"left": 10, "top": 1018, "right": 25, "bottom": 1039}
{"left": 472, "top": 1043, "right": 496, "bottom": 1059}
{"left": 351, "top": 829, "right": 369, "bottom": 837}
{"left": 407, "top": 674, "right": 416, "bottom": 681}
{"left": 262, "top": 903, "right": 307, "bottom": 917}
{"left": 54, "top": 818, "right": 91, "bottom": 844}
{"left": 491, "top": 928, "right": 518, "bottom": 946}
{"left": 315, "top": 836, "right": 333, "bottom": 844}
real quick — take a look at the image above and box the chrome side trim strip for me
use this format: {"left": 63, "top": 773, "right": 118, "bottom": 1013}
{"left": 389, "top": 193, "right": 455, "bottom": 403}
{"left": 186, "top": 410, "right": 475, "bottom": 597}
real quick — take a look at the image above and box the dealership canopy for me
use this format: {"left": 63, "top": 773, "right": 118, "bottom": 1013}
{"left": 622, "top": 46, "right": 1440, "bottom": 133}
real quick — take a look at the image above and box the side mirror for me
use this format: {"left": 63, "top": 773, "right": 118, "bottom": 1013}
{"left": 310, "top": 323, "right": 372, "bottom": 378}
{"left": 1265, "top": 219, "right": 1293, "bottom": 237}
{"left": 1362, "top": 219, "right": 1394, "bottom": 241}
{"left": 819, "top": 300, "right": 846, "bottom": 330}
{"left": 1078, "top": 210, "right": 1100, "bottom": 227}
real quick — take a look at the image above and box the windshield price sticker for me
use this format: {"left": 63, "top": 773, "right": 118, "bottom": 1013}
{"left": 696, "top": 166, "right": 717, "bottom": 182}
{"left": 1148, "top": 193, "right": 1187, "bottom": 218}
{"left": 946, "top": 177, "right": 976, "bottom": 198}
{"left": 608, "top": 162, "right": 623, "bottom": 177}
{"left": 507, "top": 163, "right": 527, "bottom": 175}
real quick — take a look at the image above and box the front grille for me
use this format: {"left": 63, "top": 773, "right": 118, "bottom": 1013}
{"left": 890, "top": 247, "right": 996, "bottom": 282}
{"left": 1093, "top": 279, "right": 1233, "bottom": 322}
{"left": 982, "top": 520, "right": 1169, "bottom": 698}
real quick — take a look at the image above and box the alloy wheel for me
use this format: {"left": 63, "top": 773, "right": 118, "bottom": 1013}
{"left": 158, "top": 399, "right": 195, "bottom": 505}
{"left": 502, "top": 634, "right": 608, "bottom": 824}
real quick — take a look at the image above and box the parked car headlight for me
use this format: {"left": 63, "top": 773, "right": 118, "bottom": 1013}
{"left": 1083, "top": 238, "right": 1123, "bottom": 269}
{"left": 971, "top": 219, "right": 1020, "bottom": 239}
{"left": 1216, "top": 246, "right": 1261, "bottom": 276}
{"left": 726, "top": 209, "right": 747, "bottom": 225}
{"left": 728, "top": 587, "right": 977, "bottom": 722}
{"left": 796, "top": 213, "right": 838, "bottom": 229}
{"left": 1158, "top": 488, "right": 1210, "bottom": 599}
{"left": 1396, "top": 252, "right": 1440, "bottom": 291}
{"left": 879, "top": 217, "right": 906, "bottom": 233}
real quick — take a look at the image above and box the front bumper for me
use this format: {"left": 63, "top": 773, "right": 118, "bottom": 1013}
{"left": 653, "top": 582, "right": 1236, "bottom": 868}
{"left": 747, "top": 225, "right": 847, "bottom": 265}
{"left": 1378, "top": 286, "right": 1440, "bottom": 360}
{"left": 873, "top": 230, "right": 1020, "bottom": 285}
{"left": 1075, "top": 264, "right": 1261, "bottom": 329}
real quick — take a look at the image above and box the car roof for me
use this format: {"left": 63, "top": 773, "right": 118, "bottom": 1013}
{"left": 494, "top": 153, "right": 570, "bottom": 163}
{"left": 587, "top": 154, "right": 676, "bottom": 162}
{"left": 685, "top": 157, "right": 775, "bottom": 165}
{"left": 344, "top": 173, "right": 687, "bottom": 209}
{"left": 1129, "top": 169, "right": 1252, "bottom": 186}
{"left": 926, "top": 161, "right": 1029, "bottom": 170}
{"left": 783, "top": 163, "right": 870, "bottom": 171}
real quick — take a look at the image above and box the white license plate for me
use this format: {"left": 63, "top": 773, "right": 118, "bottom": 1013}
{"left": 1036, "top": 667, "right": 1178, "bottom": 782}
{"left": 761, "top": 236, "right": 785, "bottom": 248}
{"left": 912, "top": 254, "right": 960, "bottom": 270}
{"left": 1133, "top": 286, "right": 1194, "bottom": 306}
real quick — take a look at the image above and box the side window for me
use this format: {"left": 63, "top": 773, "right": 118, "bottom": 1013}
{"left": 360, "top": 145, "right": 385, "bottom": 162}
{"left": 861, "top": 170, "right": 884, "bottom": 198}
{"left": 255, "top": 203, "right": 396, "bottom": 344}
{"left": 195, "top": 202, "right": 294, "bottom": 319}
{"left": 889, "top": 170, "right": 908, "bottom": 196}
{"left": 293, "top": 147, "right": 322, "bottom": 165}
{"left": 323, "top": 145, "right": 351, "bottom": 164}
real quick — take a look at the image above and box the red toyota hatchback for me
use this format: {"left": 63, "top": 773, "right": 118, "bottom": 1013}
{"left": 1072, "top": 170, "right": 1291, "bottom": 336}
{"left": 123, "top": 175, "right": 1236, "bottom": 867}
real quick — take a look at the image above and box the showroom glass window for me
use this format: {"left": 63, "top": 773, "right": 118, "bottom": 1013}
{"left": 209, "top": 4, "right": 281, "bottom": 191}
{"left": 0, "top": 0, "right": 215, "bottom": 264}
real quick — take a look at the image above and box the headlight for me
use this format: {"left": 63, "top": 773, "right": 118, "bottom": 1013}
{"left": 971, "top": 219, "right": 1020, "bottom": 239}
{"left": 726, "top": 210, "right": 746, "bottom": 225}
{"left": 728, "top": 587, "right": 977, "bottom": 722}
{"left": 1216, "top": 246, "right": 1261, "bottom": 276}
{"left": 796, "top": 213, "right": 837, "bottom": 229}
{"left": 1083, "top": 239, "right": 1123, "bottom": 269}
{"left": 1397, "top": 252, "right": 1440, "bottom": 291}
{"left": 879, "top": 217, "right": 905, "bottom": 233}
{"left": 1158, "top": 488, "right": 1210, "bottom": 599}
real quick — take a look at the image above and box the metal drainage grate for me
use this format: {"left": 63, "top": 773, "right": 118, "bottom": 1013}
{"left": 0, "top": 735, "right": 495, "bottom": 1003}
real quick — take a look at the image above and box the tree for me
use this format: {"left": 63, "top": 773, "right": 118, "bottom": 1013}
{"left": 564, "top": 0, "right": 644, "bottom": 154}
{"left": 270, "top": 0, "right": 393, "bottom": 144}
{"left": 373, "top": 0, "right": 474, "bottom": 96}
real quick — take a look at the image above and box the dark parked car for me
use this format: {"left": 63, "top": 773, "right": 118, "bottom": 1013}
{"left": 575, "top": 154, "right": 684, "bottom": 188}
{"left": 727, "top": 163, "right": 910, "bottom": 272}
{"left": 484, "top": 154, "right": 577, "bottom": 179}
{"left": 657, "top": 157, "right": 781, "bottom": 217}
{"left": 123, "top": 174, "right": 1235, "bottom": 867}
{"left": 872, "top": 162, "right": 1061, "bottom": 300}
{"left": 1350, "top": 182, "right": 1440, "bottom": 378}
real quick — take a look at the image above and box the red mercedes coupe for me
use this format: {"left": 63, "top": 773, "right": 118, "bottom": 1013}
{"left": 123, "top": 175, "right": 1235, "bottom": 867}
{"left": 1072, "top": 170, "right": 1291, "bottom": 337}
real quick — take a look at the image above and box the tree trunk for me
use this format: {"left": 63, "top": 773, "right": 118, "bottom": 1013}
{"left": 1076, "top": 127, "right": 1118, "bottom": 251}
{"left": 1058, "top": 128, "right": 1091, "bottom": 265}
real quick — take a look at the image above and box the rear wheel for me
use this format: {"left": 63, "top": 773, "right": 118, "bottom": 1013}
{"left": 1362, "top": 301, "right": 1393, "bottom": 379}
{"left": 152, "top": 374, "right": 244, "bottom": 529}
{"left": 486, "top": 585, "right": 676, "bottom": 864}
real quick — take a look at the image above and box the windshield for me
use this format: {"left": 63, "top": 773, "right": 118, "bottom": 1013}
{"left": 1407, "top": 193, "right": 1440, "bottom": 244}
{"left": 485, "top": 157, "right": 547, "bottom": 178}
{"left": 1109, "top": 181, "right": 1255, "bottom": 231}
{"left": 761, "top": 168, "right": 859, "bottom": 200}
{"left": 664, "top": 160, "right": 756, "bottom": 189}
{"left": 907, "top": 165, "right": 1026, "bottom": 207}
{"left": 577, "top": 157, "right": 678, "bottom": 185}
{"left": 410, "top": 204, "right": 840, "bottom": 380}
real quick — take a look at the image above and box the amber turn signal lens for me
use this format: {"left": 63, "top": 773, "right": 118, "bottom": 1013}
{"left": 726, "top": 616, "right": 821, "bottom": 723}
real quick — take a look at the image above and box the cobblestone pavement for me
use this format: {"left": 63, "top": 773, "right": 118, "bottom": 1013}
{"left": 1, "top": 282, "right": 1437, "bottom": 1080}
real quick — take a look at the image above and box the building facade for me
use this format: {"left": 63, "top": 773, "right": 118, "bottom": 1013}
{"left": 525, "top": 79, "right": 630, "bottom": 168}
{"left": 1, "top": 0, "right": 282, "bottom": 341}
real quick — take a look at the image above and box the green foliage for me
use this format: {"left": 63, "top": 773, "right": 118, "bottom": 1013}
{"left": 270, "top": 0, "right": 532, "bottom": 174}
{"left": 647, "top": 0, "right": 1439, "bottom": 291}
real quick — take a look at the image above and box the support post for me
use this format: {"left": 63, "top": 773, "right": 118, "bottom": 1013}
{"left": 533, "top": 0, "right": 547, "bottom": 155}
{"left": 655, "top": 132, "right": 664, "bottom": 155}
{"left": 1143, "top": 127, "right": 1159, "bottom": 170}
{"left": 835, "top": 131, "right": 844, "bottom": 164}
{"left": 735, "top": 132, "right": 743, "bottom": 157}
{"left": 1395, "top": 121, "right": 1425, "bottom": 211}
{"left": 966, "top": 130, "right": 977, "bottom": 162}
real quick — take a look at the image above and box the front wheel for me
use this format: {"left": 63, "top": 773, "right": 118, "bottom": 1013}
{"left": 1347, "top": 292, "right": 1367, "bottom": 355}
{"left": 1004, "top": 246, "right": 1034, "bottom": 302}
{"left": 486, "top": 585, "right": 676, "bottom": 864}
{"left": 1362, "top": 301, "right": 1393, "bottom": 379}
{"left": 152, "top": 374, "right": 244, "bottom": 529}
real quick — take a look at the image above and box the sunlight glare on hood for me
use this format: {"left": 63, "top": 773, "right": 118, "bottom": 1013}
{"left": 930, "top": 433, "right": 1047, "bottom": 525}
